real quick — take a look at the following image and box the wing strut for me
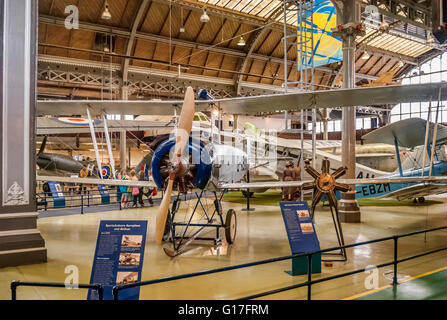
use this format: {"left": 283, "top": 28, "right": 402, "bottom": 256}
{"left": 102, "top": 114, "right": 116, "bottom": 178}
{"left": 429, "top": 87, "right": 442, "bottom": 177}
{"left": 421, "top": 96, "right": 432, "bottom": 177}
{"left": 86, "top": 107, "right": 103, "bottom": 179}
{"left": 394, "top": 136, "right": 403, "bottom": 177}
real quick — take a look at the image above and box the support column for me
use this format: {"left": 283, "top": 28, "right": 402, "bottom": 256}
{"left": 120, "top": 130, "right": 127, "bottom": 171}
{"left": 333, "top": 0, "right": 364, "bottom": 223}
{"left": 322, "top": 109, "right": 329, "bottom": 140}
{"left": 0, "top": 0, "right": 47, "bottom": 267}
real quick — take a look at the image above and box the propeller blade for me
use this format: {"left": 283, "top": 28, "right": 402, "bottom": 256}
{"left": 155, "top": 87, "right": 195, "bottom": 245}
{"left": 173, "top": 86, "right": 195, "bottom": 161}
{"left": 155, "top": 175, "right": 174, "bottom": 245}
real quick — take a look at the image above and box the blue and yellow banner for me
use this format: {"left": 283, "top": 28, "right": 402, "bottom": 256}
{"left": 297, "top": 0, "right": 342, "bottom": 68}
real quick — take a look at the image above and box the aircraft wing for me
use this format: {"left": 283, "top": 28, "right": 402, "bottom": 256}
{"left": 37, "top": 117, "right": 173, "bottom": 135}
{"left": 362, "top": 118, "right": 447, "bottom": 148}
{"left": 220, "top": 176, "right": 447, "bottom": 190}
{"left": 37, "top": 82, "right": 447, "bottom": 117}
{"left": 377, "top": 183, "right": 447, "bottom": 201}
{"left": 37, "top": 175, "right": 156, "bottom": 188}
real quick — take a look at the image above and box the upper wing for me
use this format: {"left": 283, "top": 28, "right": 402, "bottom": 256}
{"left": 37, "top": 117, "right": 173, "bottom": 135}
{"left": 362, "top": 118, "right": 447, "bottom": 148}
{"left": 37, "top": 82, "right": 447, "bottom": 117}
{"left": 378, "top": 183, "right": 447, "bottom": 201}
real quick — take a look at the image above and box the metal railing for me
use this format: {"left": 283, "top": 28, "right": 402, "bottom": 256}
{"left": 10, "top": 280, "right": 103, "bottom": 300}
{"left": 36, "top": 190, "right": 159, "bottom": 214}
{"left": 112, "top": 225, "right": 447, "bottom": 300}
{"left": 9, "top": 226, "right": 447, "bottom": 300}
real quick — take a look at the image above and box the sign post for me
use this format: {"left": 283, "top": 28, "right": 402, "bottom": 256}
{"left": 280, "top": 202, "right": 321, "bottom": 276}
{"left": 88, "top": 220, "right": 148, "bottom": 300}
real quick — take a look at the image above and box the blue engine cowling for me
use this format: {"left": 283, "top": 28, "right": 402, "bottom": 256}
{"left": 151, "top": 138, "right": 212, "bottom": 190}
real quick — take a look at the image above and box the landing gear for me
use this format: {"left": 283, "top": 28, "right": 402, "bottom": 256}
{"left": 163, "top": 191, "right": 237, "bottom": 257}
{"left": 241, "top": 190, "right": 254, "bottom": 198}
{"left": 225, "top": 209, "right": 237, "bottom": 244}
{"left": 413, "top": 197, "right": 425, "bottom": 204}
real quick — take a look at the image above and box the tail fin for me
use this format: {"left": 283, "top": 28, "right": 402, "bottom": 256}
{"left": 38, "top": 136, "right": 47, "bottom": 155}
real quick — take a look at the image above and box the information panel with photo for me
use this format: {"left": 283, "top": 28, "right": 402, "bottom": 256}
{"left": 87, "top": 220, "right": 148, "bottom": 300}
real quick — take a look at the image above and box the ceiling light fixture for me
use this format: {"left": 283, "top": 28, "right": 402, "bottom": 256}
{"left": 200, "top": 7, "right": 210, "bottom": 23}
{"left": 179, "top": 8, "right": 185, "bottom": 33}
{"left": 426, "top": 32, "right": 435, "bottom": 44}
{"left": 237, "top": 36, "right": 246, "bottom": 47}
{"left": 361, "top": 52, "right": 370, "bottom": 60}
{"left": 379, "top": 18, "right": 389, "bottom": 31}
{"left": 101, "top": 1, "right": 112, "bottom": 20}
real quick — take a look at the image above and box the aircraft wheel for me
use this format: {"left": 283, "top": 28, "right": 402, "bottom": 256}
{"left": 225, "top": 209, "right": 237, "bottom": 245}
{"left": 42, "top": 183, "right": 50, "bottom": 194}
{"left": 241, "top": 190, "right": 254, "bottom": 198}
{"left": 418, "top": 197, "right": 425, "bottom": 203}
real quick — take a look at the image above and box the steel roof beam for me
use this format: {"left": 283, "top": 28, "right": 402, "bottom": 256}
{"left": 122, "top": 0, "right": 151, "bottom": 86}
{"left": 39, "top": 15, "right": 381, "bottom": 82}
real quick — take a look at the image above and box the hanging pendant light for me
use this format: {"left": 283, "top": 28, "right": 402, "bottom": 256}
{"left": 101, "top": 1, "right": 112, "bottom": 20}
{"left": 426, "top": 32, "right": 435, "bottom": 44}
{"left": 361, "top": 51, "right": 370, "bottom": 60}
{"left": 237, "top": 36, "right": 246, "bottom": 47}
{"left": 379, "top": 18, "right": 389, "bottom": 31}
{"left": 179, "top": 8, "right": 185, "bottom": 33}
{"left": 200, "top": 7, "right": 210, "bottom": 23}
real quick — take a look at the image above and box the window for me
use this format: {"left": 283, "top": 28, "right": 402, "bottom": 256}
{"left": 391, "top": 53, "right": 447, "bottom": 123}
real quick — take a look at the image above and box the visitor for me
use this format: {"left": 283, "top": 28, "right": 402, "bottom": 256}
{"left": 78, "top": 165, "right": 89, "bottom": 194}
{"left": 119, "top": 169, "right": 130, "bottom": 209}
{"left": 282, "top": 161, "right": 299, "bottom": 201}
{"left": 129, "top": 170, "right": 140, "bottom": 208}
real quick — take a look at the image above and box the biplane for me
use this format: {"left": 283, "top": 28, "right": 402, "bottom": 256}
{"left": 37, "top": 82, "right": 447, "bottom": 256}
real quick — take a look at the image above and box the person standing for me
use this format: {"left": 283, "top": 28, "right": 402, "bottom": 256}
{"left": 119, "top": 169, "right": 130, "bottom": 209}
{"left": 129, "top": 170, "right": 140, "bottom": 208}
{"left": 134, "top": 171, "right": 146, "bottom": 207}
{"left": 282, "top": 161, "right": 296, "bottom": 201}
{"left": 292, "top": 161, "right": 302, "bottom": 200}
{"left": 78, "top": 165, "right": 89, "bottom": 194}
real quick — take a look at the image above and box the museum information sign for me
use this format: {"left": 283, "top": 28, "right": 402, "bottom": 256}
{"left": 48, "top": 182, "right": 65, "bottom": 208}
{"left": 280, "top": 202, "right": 321, "bottom": 275}
{"left": 87, "top": 220, "right": 148, "bottom": 300}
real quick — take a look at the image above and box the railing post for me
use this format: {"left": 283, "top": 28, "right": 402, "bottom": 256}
{"left": 97, "top": 285, "right": 104, "bottom": 300}
{"left": 81, "top": 194, "right": 84, "bottom": 215}
{"left": 393, "top": 236, "right": 398, "bottom": 285}
{"left": 307, "top": 253, "right": 312, "bottom": 301}
{"left": 87, "top": 190, "right": 90, "bottom": 207}
{"left": 113, "top": 286, "right": 119, "bottom": 300}
{"left": 10, "top": 280, "right": 19, "bottom": 300}
{"left": 44, "top": 193, "right": 47, "bottom": 211}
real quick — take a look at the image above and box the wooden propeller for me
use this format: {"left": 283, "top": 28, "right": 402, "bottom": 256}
{"left": 155, "top": 86, "right": 195, "bottom": 245}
